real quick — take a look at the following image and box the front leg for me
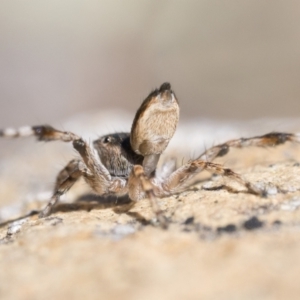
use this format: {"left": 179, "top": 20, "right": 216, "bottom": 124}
{"left": 0, "top": 125, "right": 80, "bottom": 142}
{"left": 128, "top": 165, "right": 168, "bottom": 229}
{"left": 73, "top": 138, "right": 128, "bottom": 196}
{"left": 41, "top": 142, "right": 129, "bottom": 217}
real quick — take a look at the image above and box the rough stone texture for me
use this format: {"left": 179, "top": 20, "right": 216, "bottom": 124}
{"left": 1, "top": 114, "right": 300, "bottom": 300}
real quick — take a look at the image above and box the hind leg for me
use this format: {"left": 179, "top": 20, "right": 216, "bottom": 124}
{"left": 153, "top": 160, "right": 263, "bottom": 197}
{"left": 199, "top": 132, "right": 300, "bottom": 162}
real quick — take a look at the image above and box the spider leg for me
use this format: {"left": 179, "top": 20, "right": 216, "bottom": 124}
{"left": 157, "top": 160, "right": 262, "bottom": 197}
{"left": 2, "top": 125, "right": 128, "bottom": 196}
{"left": 72, "top": 138, "right": 128, "bottom": 196}
{"left": 2, "top": 125, "right": 130, "bottom": 217}
{"left": 39, "top": 159, "right": 87, "bottom": 217}
{"left": 128, "top": 165, "right": 168, "bottom": 229}
{"left": 0, "top": 125, "right": 80, "bottom": 142}
{"left": 40, "top": 155, "right": 128, "bottom": 218}
{"left": 0, "top": 125, "right": 79, "bottom": 142}
{"left": 0, "top": 125, "right": 127, "bottom": 199}
{"left": 142, "top": 154, "right": 160, "bottom": 177}
{"left": 71, "top": 135, "right": 167, "bottom": 226}
{"left": 199, "top": 132, "right": 300, "bottom": 161}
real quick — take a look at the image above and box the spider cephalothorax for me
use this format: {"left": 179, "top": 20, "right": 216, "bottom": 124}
{"left": 93, "top": 132, "right": 143, "bottom": 177}
{"left": 1, "top": 82, "right": 299, "bottom": 228}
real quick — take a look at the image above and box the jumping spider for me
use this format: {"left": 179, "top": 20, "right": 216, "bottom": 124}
{"left": 1, "top": 82, "right": 299, "bottom": 228}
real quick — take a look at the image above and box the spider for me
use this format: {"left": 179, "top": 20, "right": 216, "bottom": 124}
{"left": 1, "top": 82, "right": 299, "bottom": 228}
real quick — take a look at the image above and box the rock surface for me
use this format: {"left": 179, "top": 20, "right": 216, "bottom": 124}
{"left": 1, "top": 114, "right": 300, "bottom": 300}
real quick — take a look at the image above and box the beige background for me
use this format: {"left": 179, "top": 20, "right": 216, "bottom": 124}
{"left": 1, "top": 0, "right": 300, "bottom": 127}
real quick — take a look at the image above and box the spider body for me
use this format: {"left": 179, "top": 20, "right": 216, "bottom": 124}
{"left": 1, "top": 82, "right": 300, "bottom": 228}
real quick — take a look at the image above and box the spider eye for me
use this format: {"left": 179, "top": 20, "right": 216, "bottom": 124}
{"left": 103, "top": 136, "right": 111, "bottom": 143}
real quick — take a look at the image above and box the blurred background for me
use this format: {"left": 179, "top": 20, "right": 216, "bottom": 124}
{"left": 1, "top": 0, "right": 300, "bottom": 126}
{"left": 1, "top": 0, "right": 300, "bottom": 215}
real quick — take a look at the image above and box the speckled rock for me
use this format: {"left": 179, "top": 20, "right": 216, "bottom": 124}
{"left": 1, "top": 114, "right": 300, "bottom": 300}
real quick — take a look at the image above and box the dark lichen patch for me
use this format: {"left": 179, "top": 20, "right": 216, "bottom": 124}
{"left": 183, "top": 216, "right": 194, "bottom": 225}
{"left": 180, "top": 215, "right": 268, "bottom": 237}
{"left": 181, "top": 217, "right": 214, "bottom": 236}
{"left": 243, "top": 217, "right": 264, "bottom": 230}
{"left": 217, "top": 224, "right": 237, "bottom": 234}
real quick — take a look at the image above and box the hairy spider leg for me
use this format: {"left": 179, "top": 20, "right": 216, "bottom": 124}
{"left": 39, "top": 159, "right": 87, "bottom": 217}
{"left": 145, "top": 160, "right": 263, "bottom": 198}
{"left": 128, "top": 165, "right": 168, "bottom": 229}
{"left": 199, "top": 132, "right": 300, "bottom": 162}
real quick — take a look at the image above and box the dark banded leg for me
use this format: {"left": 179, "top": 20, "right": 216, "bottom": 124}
{"left": 39, "top": 159, "right": 86, "bottom": 217}
{"left": 129, "top": 165, "right": 168, "bottom": 229}
{"left": 199, "top": 132, "right": 300, "bottom": 162}
{"left": 0, "top": 125, "right": 80, "bottom": 142}
{"left": 1, "top": 126, "right": 118, "bottom": 195}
